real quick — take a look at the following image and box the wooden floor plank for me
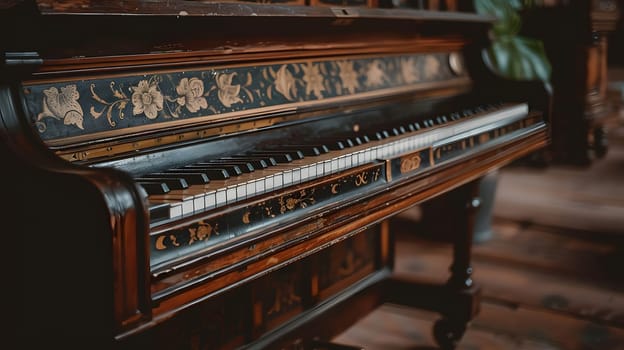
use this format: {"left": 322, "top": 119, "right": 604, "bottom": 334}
{"left": 469, "top": 220, "right": 624, "bottom": 288}
{"left": 393, "top": 232, "right": 624, "bottom": 328}
{"left": 334, "top": 301, "right": 624, "bottom": 350}
{"left": 493, "top": 140, "right": 624, "bottom": 236}
{"left": 472, "top": 302, "right": 624, "bottom": 350}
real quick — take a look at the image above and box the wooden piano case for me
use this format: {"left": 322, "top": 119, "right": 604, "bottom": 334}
{"left": 0, "top": 1, "right": 550, "bottom": 349}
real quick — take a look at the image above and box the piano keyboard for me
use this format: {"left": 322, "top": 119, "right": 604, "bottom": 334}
{"left": 145, "top": 102, "right": 530, "bottom": 225}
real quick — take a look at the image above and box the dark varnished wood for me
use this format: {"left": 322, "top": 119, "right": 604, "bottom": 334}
{"left": 521, "top": 1, "right": 620, "bottom": 165}
{"left": 1, "top": 1, "right": 551, "bottom": 349}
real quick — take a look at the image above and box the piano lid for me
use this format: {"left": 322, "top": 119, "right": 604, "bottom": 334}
{"left": 1, "top": 0, "right": 494, "bottom": 72}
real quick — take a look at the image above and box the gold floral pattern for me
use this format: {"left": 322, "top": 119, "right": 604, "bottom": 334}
{"left": 89, "top": 82, "right": 129, "bottom": 127}
{"left": 274, "top": 65, "right": 298, "bottom": 101}
{"left": 400, "top": 57, "right": 420, "bottom": 84}
{"left": 188, "top": 221, "right": 219, "bottom": 245}
{"left": 425, "top": 55, "right": 441, "bottom": 79}
{"left": 278, "top": 189, "right": 316, "bottom": 214}
{"left": 176, "top": 77, "right": 208, "bottom": 112}
{"left": 337, "top": 60, "right": 359, "bottom": 94}
{"left": 131, "top": 79, "right": 164, "bottom": 119}
{"left": 216, "top": 73, "right": 243, "bottom": 108}
{"left": 365, "top": 60, "right": 386, "bottom": 87}
{"left": 27, "top": 53, "right": 460, "bottom": 141}
{"left": 37, "top": 85, "right": 84, "bottom": 130}
{"left": 302, "top": 62, "right": 325, "bottom": 99}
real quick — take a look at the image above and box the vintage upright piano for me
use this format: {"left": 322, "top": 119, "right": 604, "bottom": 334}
{"left": 1, "top": 1, "right": 550, "bottom": 349}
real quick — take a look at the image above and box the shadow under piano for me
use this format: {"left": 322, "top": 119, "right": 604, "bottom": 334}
{"left": 0, "top": 1, "right": 551, "bottom": 349}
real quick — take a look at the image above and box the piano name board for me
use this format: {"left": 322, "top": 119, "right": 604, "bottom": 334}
{"left": 22, "top": 52, "right": 466, "bottom": 145}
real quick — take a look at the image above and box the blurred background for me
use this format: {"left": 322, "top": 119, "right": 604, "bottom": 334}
{"left": 333, "top": 1, "right": 624, "bottom": 348}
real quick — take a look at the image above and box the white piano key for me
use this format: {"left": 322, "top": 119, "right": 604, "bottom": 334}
{"left": 308, "top": 163, "right": 317, "bottom": 178}
{"left": 331, "top": 158, "right": 338, "bottom": 173}
{"left": 194, "top": 195, "right": 205, "bottom": 211}
{"left": 338, "top": 155, "right": 346, "bottom": 170}
{"left": 216, "top": 189, "right": 227, "bottom": 207}
{"left": 265, "top": 176, "right": 274, "bottom": 192}
{"left": 323, "top": 160, "right": 332, "bottom": 174}
{"left": 301, "top": 165, "right": 310, "bottom": 181}
{"left": 316, "top": 162, "right": 324, "bottom": 177}
{"left": 256, "top": 177, "right": 266, "bottom": 194}
{"left": 283, "top": 170, "right": 293, "bottom": 186}
{"left": 292, "top": 168, "right": 301, "bottom": 183}
{"left": 226, "top": 185, "right": 237, "bottom": 204}
{"left": 237, "top": 183, "right": 247, "bottom": 199}
{"left": 182, "top": 199, "right": 194, "bottom": 216}
{"left": 274, "top": 172, "right": 283, "bottom": 188}
{"left": 246, "top": 181, "right": 256, "bottom": 197}
{"left": 170, "top": 204, "right": 182, "bottom": 219}
{"left": 205, "top": 191, "right": 216, "bottom": 210}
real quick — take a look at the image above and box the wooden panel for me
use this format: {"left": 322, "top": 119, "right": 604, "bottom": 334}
{"left": 317, "top": 225, "right": 378, "bottom": 300}
{"left": 253, "top": 263, "right": 307, "bottom": 333}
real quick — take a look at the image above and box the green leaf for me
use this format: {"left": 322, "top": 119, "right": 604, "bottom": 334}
{"left": 483, "top": 35, "right": 552, "bottom": 82}
{"left": 475, "top": 0, "right": 521, "bottom": 36}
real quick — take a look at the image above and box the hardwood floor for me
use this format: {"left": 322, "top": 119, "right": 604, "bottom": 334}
{"left": 330, "top": 124, "right": 624, "bottom": 349}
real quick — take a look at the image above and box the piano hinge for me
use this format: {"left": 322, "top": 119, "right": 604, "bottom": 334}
{"left": 2, "top": 52, "right": 42, "bottom": 80}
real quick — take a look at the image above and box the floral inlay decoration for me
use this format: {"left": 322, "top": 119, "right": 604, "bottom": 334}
{"left": 24, "top": 53, "right": 460, "bottom": 142}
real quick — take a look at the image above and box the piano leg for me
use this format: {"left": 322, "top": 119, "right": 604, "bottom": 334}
{"left": 387, "top": 179, "right": 482, "bottom": 349}
{"left": 433, "top": 179, "right": 482, "bottom": 349}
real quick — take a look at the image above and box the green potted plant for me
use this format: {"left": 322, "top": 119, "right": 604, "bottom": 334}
{"left": 473, "top": 0, "right": 552, "bottom": 242}
{"left": 475, "top": 0, "right": 552, "bottom": 84}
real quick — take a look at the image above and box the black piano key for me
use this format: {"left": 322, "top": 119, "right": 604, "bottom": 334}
{"left": 473, "top": 105, "right": 486, "bottom": 113}
{"left": 185, "top": 164, "right": 243, "bottom": 176}
{"left": 292, "top": 144, "right": 330, "bottom": 154}
{"left": 351, "top": 136, "right": 364, "bottom": 145}
{"left": 268, "top": 145, "right": 324, "bottom": 156}
{"left": 485, "top": 103, "right": 498, "bottom": 110}
{"left": 380, "top": 130, "right": 390, "bottom": 139}
{"left": 248, "top": 152, "right": 293, "bottom": 163}
{"left": 283, "top": 150, "right": 305, "bottom": 160}
{"left": 359, "top": 135, "right": 371, "bottom": 143}
{"left": 221, "top": 154, "right": 277, "bottom": 169}
{"left": 398, "top": 126, "right": 407, "bottom": 134}
{"left": 138, "top": 182, "right": 170, "bottom": 195}
{"left": 174, "top": 167, "right": 231, "bottom": 179}
{"left": 135, "top": 177, "right": 189, "bottom": 190}
{"left": 390, "top": 128, "right": 401, "bottom": 136}
{"left": 324, "top": 140, "right": 346, "bottom": 150}
{"left": 220, "top": 157, "right": 270, "bottom": 168}
{"left": 197, "top": 161, "right": 255, "bottom": 173}
{"left": 343, "top": 138, "right": 357, "bottom": 147}
{"left": 291, "top": 147, "right": 320, "bottom": 156}
{"left": 146, "top": 172, "right": 210, "bottom": 185}
{"left": 367, "top": 131, "right": 384, "bottom": 141}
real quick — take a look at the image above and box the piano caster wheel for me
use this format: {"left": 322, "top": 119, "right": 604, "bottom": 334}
{"left": 433, "top": 318, "right": 466, "bottom": 350}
